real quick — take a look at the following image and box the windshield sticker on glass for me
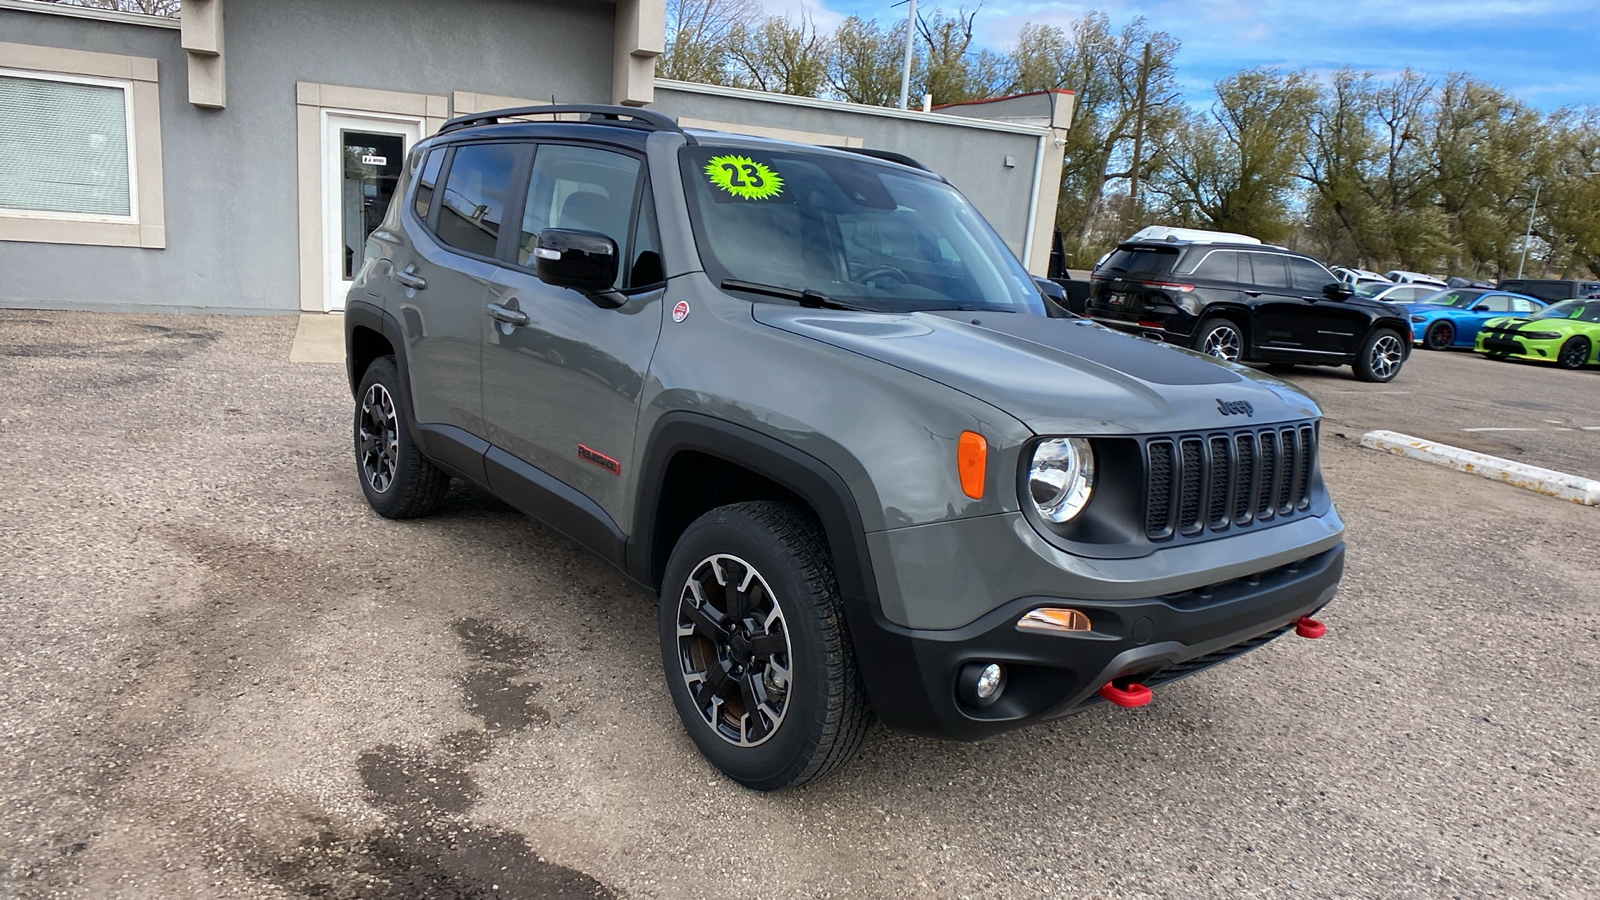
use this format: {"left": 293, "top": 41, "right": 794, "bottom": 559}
{"left": 705, "top": 155, "right": 784, "bottom": 200}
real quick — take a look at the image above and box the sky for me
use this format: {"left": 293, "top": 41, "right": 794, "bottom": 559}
{"left": 753, "top": 0, "right": 1600, "bottom": 112}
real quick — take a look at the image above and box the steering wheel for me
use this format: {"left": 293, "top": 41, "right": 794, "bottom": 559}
{"left": 858, "top": 266, "right": 909, "bottom": 290}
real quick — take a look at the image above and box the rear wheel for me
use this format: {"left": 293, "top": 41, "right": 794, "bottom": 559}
{"left": 354, "top": 356, "right": 449, "bottom": 518}
{"left": 1423, "top": 321, "right": 1454, "bottom": 350}
{"left": 659, "top": 502, "right": 871, "bottom": 791}
{"left": 1354, "top": 329, "right": 1406, "bottom": 382}
{"left": 1557, "top": 336, "right": 1591, "bottom": 370}
{"left": 1192, "top": 317, "right": 1245, "bottom": 363}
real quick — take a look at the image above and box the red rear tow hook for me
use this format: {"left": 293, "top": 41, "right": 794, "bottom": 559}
{"left": 1098, "top": 682, "right": 1153, "bottom": 708}
{"left": 1295, "top": 616, "right": 1327, "bottom": 639}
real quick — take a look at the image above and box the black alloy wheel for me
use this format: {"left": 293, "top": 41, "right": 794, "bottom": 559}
{"left": 674, "top": 553, "right": 793, "bottom": 747}
{"left": 1557, "top": 336, "right": 1591, "bottom": 370}
{"left": 1424, "top": 321, "right": 1454, "bottom": 350}
{"left": 353, "top": 356, "right": 449, "bottom": 519}
{"left": 658, "top": 502, "right": 871, "bottom": 790}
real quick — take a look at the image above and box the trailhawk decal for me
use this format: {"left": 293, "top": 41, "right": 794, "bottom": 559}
{"left": 704, "top": 154, "right": 784, "bottom": 200}
{"left": 577, "top": 444, "right": 621, "bottom": 475}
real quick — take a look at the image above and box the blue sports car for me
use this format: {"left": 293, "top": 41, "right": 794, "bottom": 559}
{"left": 1406, "top": 289, "right": 1546, "bottom": 350}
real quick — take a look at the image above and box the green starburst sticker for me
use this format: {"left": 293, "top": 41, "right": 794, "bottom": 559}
{"left": 704, "top": 154, "right": 784, "bottom": 200}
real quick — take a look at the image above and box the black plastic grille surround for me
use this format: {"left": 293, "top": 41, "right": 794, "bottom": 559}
{"left": 1143, "top": 423, "right": 1318, "bottom": 541}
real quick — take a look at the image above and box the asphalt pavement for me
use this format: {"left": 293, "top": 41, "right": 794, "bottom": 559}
{"left": 1, "top": 310, "right": 1596, "bottom": 899}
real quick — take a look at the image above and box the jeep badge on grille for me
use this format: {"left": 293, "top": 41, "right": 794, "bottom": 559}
{"left": 1216, "top": 399, "right": 1254, "bottom": 417}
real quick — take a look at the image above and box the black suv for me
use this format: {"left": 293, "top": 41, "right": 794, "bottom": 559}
{"left": 1087, "top": 231, "right": 1413, "bottom": 382}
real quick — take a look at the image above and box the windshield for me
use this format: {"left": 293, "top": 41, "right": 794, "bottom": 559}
{"left": 1419, "top": 289, "right": 1484, "bottom": 308}
{"left": 1535, "top": 299, "right": 1600, "bottom": 323}
{"left": 680, "top": 145, "right": 1045, "bottom": 314}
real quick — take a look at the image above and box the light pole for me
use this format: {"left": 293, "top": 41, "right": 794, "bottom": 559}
{"left": 1519, "top": 172, "right": 1599, "bottom": 279}
{"left": 896, "top": 0, "right": 918, "bottom": 110}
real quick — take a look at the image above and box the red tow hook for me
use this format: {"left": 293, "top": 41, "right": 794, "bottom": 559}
{"left": 1295, "top": 616, "right": 1327, "bottom": 639}
{"left": 1098, "top": 682, "right": 1153, "bottom": 708}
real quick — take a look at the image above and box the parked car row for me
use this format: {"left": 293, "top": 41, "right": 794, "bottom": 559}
{"left": 1476, "top": 298, "right": 1600, "bottom": 369}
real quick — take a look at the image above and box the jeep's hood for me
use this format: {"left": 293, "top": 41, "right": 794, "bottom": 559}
{"left": 753, "top": 308, "right": 1321, "bottom": 435}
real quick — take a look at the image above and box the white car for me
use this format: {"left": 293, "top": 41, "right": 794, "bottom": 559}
{"left": 1383, "top": 270, "right": 1448, "bottom": 288}
{"left": 1354, "top": 282, "right": 1444, "bottom": 304}
{"left": 1332, "top": 266, "right": 1392, "bottom": 286}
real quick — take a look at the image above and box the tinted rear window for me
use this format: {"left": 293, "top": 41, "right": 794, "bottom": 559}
{"left": 436, "top": 143, "right": 518, "bottom": 258}
{"left": 1102, "top": 246, "right": 1179, "bottom": 277}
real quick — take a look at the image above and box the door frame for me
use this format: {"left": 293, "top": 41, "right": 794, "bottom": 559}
{"left": 319, "top": 109, "right": 422, "bottom": 311}
{"left": 295, "top": 82, "right": 448, "bottom": 313}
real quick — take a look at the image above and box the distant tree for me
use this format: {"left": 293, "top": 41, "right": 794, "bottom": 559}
{"left": 1540, "top": 107, "right": 1600, "bottom": 277}
{"left": 726, "top": 15, "right": 829, "bottom": 97}
{"left": 1153, "top": 68, "right": 1318, "bottom": 244}
{"left": 42, "top": 0, "right": 178, "bottom": 14}
{"left": 914, "top": 7, "right": 1006, "bottom": 107}
{"left": 1005, "top": 13, "right": 1181, "bottom": 265}
{"left": 827, "top": 16, "right": 907, "bottom": 107}
{"left": 658, "top": 0, "right": 757, "bottom": 85}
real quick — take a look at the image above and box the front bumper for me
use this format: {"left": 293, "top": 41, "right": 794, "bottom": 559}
{"left": 846, "top": 543, "right": 1343, "bottom": 740}
{"left": 1479, "top": 335, "right": 1560, "bottom": 361}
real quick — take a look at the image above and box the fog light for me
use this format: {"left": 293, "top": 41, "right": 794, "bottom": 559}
{"left": 958, "top": 662, "right": 1006, "bottom": 708}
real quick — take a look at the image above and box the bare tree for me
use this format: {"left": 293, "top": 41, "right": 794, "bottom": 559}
{"left": 42, "top": 0, "right": 179, "bottom": 15}
{"left": 726, "top": 15, "right": 829, "bottom": 97}
{"left": 658, "top": 0, "right": 757, "bottom": 85}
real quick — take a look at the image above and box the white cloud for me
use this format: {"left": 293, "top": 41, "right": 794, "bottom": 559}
{"left": 753, "top": 0, "right": 848, "bottom": 31}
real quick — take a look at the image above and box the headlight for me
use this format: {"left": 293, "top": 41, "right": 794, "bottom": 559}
{"left": 1524, "top": 331, "right": 1561, "bottom": 340}
{"left": 1409, "top": 315, "right": 1426, "bottom": 323}
{"left": 1028, "top": 438, "right": 1095, "bottom": 523}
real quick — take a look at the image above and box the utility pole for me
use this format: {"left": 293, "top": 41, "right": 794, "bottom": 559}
{"left": 1127, "top": 41, "right": 1152, "bottom": 224}
{"left": 898, "top": 0, "right": 918, "bottom": 110}
{"left": 1517, "top": 179, "right": 1540, "bottom": 279}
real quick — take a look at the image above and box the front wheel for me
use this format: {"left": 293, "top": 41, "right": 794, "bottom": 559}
{"left": 1191, "top": 317, "right": 1245, "bottom": 363}
{"left": 1557, "top": 336, "right": 1591, "bottom": 370}
{"left": 659, "top": 502, "right": 871, "bottom": 791}
{"left": 1355, "top": 329, "right": 1406, "bottom": 382}
{"left": 1423, "top": 321, "right": 1454, "bottom": 350}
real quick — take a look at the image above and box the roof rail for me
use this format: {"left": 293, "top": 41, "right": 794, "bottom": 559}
{"left": 438, "top": 104, "right": 688, "bottom": 137}
{"left": 825, "top": 146, "right": 931, "bottom": 171}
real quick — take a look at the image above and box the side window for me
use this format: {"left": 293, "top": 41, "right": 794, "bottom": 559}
{"left": 1190, "top": 251, "right": 1239, "bottom": 282}
{"left": 1510, "top": 297, "right": 1536, "bottom": 313}
{"left": 1288, "top": 257, "right": 1334, "bottom": 291}
{"left": 517, "top": 144, "right": 643, "bottom": 287}
{"left": 413, "top": 149, "right": 444, "bottom": 222}
{"left": 1397, "top": 287, "right": 1427, "bottom": 302}
{"left": 1251, "top": 253, "right": 1291, "bottom": 289}
{"left": 436, "top": 143, "right": 518, "bottom": 258}
{"left": 1480, "top": 294, "right": 1513, "bottom": 313}
{"left": 630, "top": 190, "right": 665, "bottom": 288}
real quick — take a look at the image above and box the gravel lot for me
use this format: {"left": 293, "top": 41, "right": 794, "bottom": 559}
{"left": 1, "top": 310, "right": 1596, "bottom": 899}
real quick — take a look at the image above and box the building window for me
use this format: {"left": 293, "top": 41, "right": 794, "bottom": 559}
{"left": 0, "top": 69, "right": 136, "bottom": 220}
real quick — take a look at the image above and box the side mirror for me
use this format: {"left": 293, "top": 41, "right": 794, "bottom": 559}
{"left": 1322, "top": 282, "right": 1354, "bottom": 301}
{"left": 1034, "top": 277, "right": 1076, "bottom": 318}
{"left": 1472, "top": 304, "right": 1490, "bottom": 312}
{"left": 535, "top": 228, "right": 625, "bottom": 309}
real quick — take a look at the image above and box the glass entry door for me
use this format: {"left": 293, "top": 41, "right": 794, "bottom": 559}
{"left": 321, "top": 112, "right": 421, "bottom": 311}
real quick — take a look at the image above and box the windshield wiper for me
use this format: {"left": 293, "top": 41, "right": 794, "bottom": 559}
{"left": 720, "top": 279, "right": 875, "bottom": 312}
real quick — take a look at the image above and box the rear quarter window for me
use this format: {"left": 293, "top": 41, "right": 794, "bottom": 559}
{"left": 1187, "top": 250, "right": 1241, "bottom": 282}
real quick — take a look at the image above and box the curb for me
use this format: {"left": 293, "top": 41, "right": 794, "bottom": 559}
{"left": 1359, "top": 430, "right": 1600, "bottom": 506}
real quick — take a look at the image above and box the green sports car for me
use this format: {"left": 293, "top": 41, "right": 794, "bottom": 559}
{"left": 1476, "top": 298, "right": 1600, "bottom": 369}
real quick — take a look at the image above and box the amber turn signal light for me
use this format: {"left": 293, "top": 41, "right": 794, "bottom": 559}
{"left": 1017, "top": 607, "right": 1093, "bottom": 634}
{"left": 957, "top": 431, "right": 986, "bottom": 499}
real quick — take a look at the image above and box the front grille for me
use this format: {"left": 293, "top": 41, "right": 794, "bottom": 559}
{"left": 1144, "top": 423, "right": 1318, "bottom": 541}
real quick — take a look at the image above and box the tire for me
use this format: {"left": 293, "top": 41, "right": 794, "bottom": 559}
{"left": 1423, "top": 321, "right": 1454, "bottom": 351}
{"left": 353, "top": 356, "right": 449, "bottom": 519}
{"left": 1191, "top": 317, "right": 1245, "bottom": 363}
{"left": 1557, "top": 336, "right": 1591, "bottom": 370}
{"left": 658, "top": 501, "right": 871, "bottom": 791}
{"left": 1354, "top": 328, "right": 1406, "bottom": 383}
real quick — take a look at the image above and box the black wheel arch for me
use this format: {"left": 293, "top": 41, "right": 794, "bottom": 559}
{"left": 629, "top": 413, "right": 938, "bottom": 734}
{"left": 345, "top": 300, "right": 427, "bottom": 445}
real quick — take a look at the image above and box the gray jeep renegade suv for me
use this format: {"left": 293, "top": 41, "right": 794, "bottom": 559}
{"left": 345, "top": 105, "right": 1345, "bottom": 790}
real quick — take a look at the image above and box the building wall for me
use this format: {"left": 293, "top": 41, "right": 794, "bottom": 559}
{"left": 0, "top": 0, "right": 616, "bottom": 313}
{"left": 650, "top": 82, "right": 1051, "bottom": 267}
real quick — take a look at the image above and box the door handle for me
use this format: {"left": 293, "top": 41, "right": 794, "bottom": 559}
{"left": 394, "top": 268, "right": 427, "bottom": 290}
{"left": 1244, "top": 290, "right": 1262, "bottom": 297}
{"left": 486, "top": 302, "right": 529, "bottom": 327}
